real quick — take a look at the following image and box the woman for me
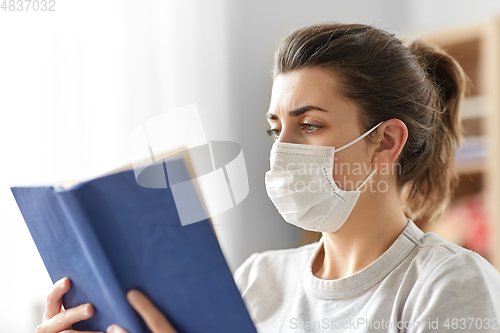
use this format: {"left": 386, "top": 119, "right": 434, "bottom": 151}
{"left": 36, "top": 23, "right": 500, "bottom": 333}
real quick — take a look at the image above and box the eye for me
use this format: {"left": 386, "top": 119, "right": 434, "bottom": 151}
{"left": 266, "top": 128, "right": 281, "bottom": 138}
{"left": 301, "top": 123, "right": 322, "bottom": 134}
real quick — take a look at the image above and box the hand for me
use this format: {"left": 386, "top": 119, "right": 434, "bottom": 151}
{"left": 106, "top": 290, "right": 177, "bottom": 333}
{"left": 36, "top": 277, "right": 101, "bottom": 333}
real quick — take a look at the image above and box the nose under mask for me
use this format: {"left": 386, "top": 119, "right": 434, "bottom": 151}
{"left": 264, "top": 122, "right": 382, "bottom": 233}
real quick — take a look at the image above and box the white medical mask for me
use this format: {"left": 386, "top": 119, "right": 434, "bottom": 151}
{"left": 265, "top": 122, "right": 383, "bottom": 233}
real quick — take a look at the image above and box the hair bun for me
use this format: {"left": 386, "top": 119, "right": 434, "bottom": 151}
{"left": 407, "top": 39, "right": 468, "bottom": 122}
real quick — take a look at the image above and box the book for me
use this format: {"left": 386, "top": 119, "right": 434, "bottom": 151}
{"left": 11, "top": 155, "right": 257, "bottom": 333}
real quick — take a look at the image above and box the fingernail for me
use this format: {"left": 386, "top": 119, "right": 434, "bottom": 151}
{"left": 107, "top": 325, "right": 115, "bottom": 333}
{"left": 57, "top": 278, "right": 65, "bottom": 287}
{"left": 85, "top": 303, "right": 94, "bottom": 316}
{"left": 128, "top": 290, "right": 140, "bottom": 301}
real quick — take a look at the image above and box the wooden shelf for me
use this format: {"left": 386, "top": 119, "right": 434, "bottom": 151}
{"left": 417, "top": 18, "right": 500, "bottom": 269}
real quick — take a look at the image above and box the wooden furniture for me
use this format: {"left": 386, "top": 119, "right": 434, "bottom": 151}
{"left": 414, "top": 18, "right": 500, "bottom": 270}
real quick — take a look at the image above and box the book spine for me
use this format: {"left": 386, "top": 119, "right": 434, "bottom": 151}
{"left": 55, "top": 190, "right": 143, "bottom": 332}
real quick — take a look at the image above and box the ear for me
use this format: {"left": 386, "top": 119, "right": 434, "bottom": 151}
{"left": 371, "top": 119, "right": 408, "bottom": 171}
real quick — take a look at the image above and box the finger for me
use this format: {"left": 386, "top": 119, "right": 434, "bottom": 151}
{"left": 60, "top": 331, "right": 104, "bottom": 333}
{"left": 44, "top": 277, "right": 71, "bottom": 320}
{"left": 106, "top": 324, "right": 128, "bottom": 333}
{"left": 127, "top": 290, "right": 176, "bottom": 333}
{"left": 43, "top": 303, "right": 94, "bottom": 333}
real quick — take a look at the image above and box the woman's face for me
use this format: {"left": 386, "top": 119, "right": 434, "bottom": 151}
{"left": 267, "top": 67, "right": 377, "bottom": 191}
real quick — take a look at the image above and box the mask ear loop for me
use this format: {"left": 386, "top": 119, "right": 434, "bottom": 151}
{"left": 334, "top": 121, "right": 384, "bottom": 153}
{"left": 333, "top": 121, "right": 383, "bottom": 191}
{"left": 356, "top": 168, "right": 377, "bottom": 191}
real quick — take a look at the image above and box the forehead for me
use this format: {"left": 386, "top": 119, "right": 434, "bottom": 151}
{"left": 268, "top": 67, "right": 345, "bottom": 117}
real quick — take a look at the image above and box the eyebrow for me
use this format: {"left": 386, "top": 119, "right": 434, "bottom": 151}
{"left": 266, "top": 105, "right": 329, "bottom": 120}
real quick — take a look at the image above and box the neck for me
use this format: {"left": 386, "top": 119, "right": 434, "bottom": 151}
{"left": 311, "top": 176, "right": 408, "bottom": 280}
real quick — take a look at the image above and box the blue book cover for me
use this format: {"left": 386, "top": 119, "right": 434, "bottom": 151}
{"left": 11, "top": 157, "right": 256, "bottom": 333}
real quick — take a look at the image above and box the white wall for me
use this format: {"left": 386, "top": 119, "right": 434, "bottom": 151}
{"left": 0, "top": 0, "right": 232, "bottom": 331}
{"left": 0, "top": 2, "right": 131, "bottom": 330}
{"left": 407, "top": 0, "right": 500, "bottom": 34}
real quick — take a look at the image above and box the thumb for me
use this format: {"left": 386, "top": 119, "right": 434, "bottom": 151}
{"left": 107, "top": 324, "right": 128, "bottom": 333}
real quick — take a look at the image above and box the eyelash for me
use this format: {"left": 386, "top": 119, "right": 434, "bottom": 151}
{"left": 266, "top": 124, "right": 323, "bottom": 138}
{"left": 266, "top": 129, "right": 279, "bottom": 137}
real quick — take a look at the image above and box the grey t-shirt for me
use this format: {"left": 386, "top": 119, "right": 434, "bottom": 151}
{"left": 233, "top": 219, "right": 500, "bottom": 332}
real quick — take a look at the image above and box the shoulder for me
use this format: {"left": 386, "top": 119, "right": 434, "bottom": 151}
{"left": 406, "top": 231, "right": 500, "bottom": 321}
{"left": 414, "top": 231, "right": 499, "bottom": 280}
{"left": 233, "top": 241, "right": 319, "bottom": 294}
{"left": 397, "top": 221, "right": 500, "bottom": 284}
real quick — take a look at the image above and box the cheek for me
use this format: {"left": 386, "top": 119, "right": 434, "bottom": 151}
{"left": 332, "top": 150, "right": 373, "bottom": 191}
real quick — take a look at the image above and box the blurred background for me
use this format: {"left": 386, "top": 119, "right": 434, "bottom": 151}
{"left": 2, "top": 0, "right": 500, "bottom": 331}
